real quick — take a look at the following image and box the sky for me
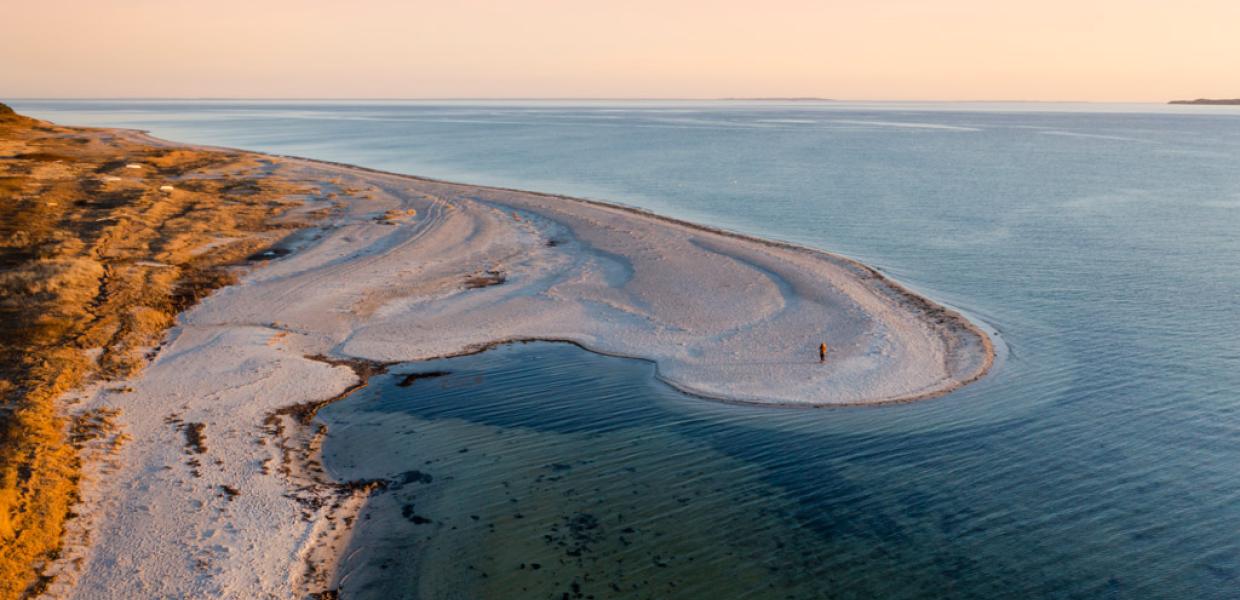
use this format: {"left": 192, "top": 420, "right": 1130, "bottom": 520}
{"left": 3, "top": 0, "right": 1238, "bottom": 102}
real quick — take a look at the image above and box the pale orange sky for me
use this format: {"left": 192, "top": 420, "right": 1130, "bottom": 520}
{"left": 4, "top": 0, "right": 1238, "bottom": 101}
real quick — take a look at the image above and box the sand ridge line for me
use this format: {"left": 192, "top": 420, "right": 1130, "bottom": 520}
{"left": 48, "top": 124, "right": 998, "bottom": 599}
{"left": 117, "top": 127, "right": 996, "bottom": 403}
{"left": 302, "top": 165, "right": 993, "bottom": 404}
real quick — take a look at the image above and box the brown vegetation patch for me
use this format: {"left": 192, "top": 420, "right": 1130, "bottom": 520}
{"left": 11, "top": 153, "right": 76, "bottom": 163}
{"left": 182, "top": 423, "right": 207, "bottom": 455}
{"left": 67, "top": 408, "right": 122, "bottom": 448}
{"left": 464, "top": 269, "right": 506, "bottom": 289}
{"left": 0, "top": 106, "right": 327, "bottom": 598}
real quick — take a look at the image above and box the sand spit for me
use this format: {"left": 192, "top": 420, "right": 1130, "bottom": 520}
{"left": 265, "top": 158, "right": 993, "bottom": 406}
{"left": 46, "top": 128, "right": 993, "bottom": 598}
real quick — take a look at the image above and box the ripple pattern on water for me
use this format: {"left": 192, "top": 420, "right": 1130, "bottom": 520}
{"left": 18, "top": 100, "right": 1240, "bottom": 599}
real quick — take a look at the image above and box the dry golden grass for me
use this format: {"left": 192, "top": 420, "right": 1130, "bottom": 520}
{"left": 0, "top": 102, "right": 323, "bottom": 598}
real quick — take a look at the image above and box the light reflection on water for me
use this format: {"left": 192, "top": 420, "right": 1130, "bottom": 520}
{"left": 322, "top": 340, "right": 1223, "bottom": 599}
{"left": 15, "top": 101, "right": 1240, "bottom": 598}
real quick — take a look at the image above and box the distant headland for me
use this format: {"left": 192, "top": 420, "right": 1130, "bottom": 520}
{"left": 1168, "top": 98, "right": 1240, "bottom": 105}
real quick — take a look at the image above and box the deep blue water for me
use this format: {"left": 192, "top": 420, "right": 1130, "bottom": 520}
{"left": 14, "top": 100, "right": 1240, "bottom": 598}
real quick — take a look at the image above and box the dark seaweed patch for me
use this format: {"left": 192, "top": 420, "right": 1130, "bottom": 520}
{"left": 397, "top": 470, "right": 433, "bottom": 485}
{"left": 395, "top": 370, "right": 451, "bottom": 387}
{"left": 401, "top": 504, "right": 433, "bottom": 524}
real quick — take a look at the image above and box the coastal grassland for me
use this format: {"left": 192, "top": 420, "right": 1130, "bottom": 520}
{"left": 0, "top": 103, "right": 321, "bottom": 598}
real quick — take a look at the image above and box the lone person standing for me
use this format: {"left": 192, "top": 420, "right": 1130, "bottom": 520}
{"left": 819, "top": 342, "right": 828, "bottom": 363}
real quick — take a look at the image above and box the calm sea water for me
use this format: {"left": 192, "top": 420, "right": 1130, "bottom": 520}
{"left": 14, "top": 100, "right": 1240, "bottom": 598}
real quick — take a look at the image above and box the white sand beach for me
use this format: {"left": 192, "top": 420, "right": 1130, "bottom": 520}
{"left": 45, "top": 130, "right": 993, "bottom": 598}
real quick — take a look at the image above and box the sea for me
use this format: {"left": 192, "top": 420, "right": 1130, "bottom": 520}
{"left": 13, "top": 100, "right": 1240, "bottom": 599}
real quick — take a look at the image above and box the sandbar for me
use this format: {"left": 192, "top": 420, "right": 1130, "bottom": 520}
{"left": 46, "top": 126, "right": 994, "bottom": 598}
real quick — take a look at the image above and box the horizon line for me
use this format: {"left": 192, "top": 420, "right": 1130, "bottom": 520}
{"left": 3, "top": 96, "right": 1185, "bottom": 104}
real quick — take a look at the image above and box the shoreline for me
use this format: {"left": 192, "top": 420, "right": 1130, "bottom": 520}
{"left": 0, "top": 106, "right": 342, "bottom": 599}
{"left": 271, "top": 154, "right": 996, "bottom": 406}
{"left": 122, "top": 126, "right": 994, "bottom": 406}
{"left": 40, "top": 123, "right": 995, "bottom": 598}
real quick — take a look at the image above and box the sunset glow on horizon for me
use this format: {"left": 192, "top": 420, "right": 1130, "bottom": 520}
{"left": 5, "top": 0, "right": 1239, "bottom": 102}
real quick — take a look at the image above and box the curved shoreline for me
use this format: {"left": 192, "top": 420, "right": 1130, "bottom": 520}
{"left": 311, "top": 158, "right": 995, "bottom": 405}
{"left": 50, "top": 124, "right": 997, "bottom": 599}
{"left": 282, "top": 156, "right": 996, "bottom": 406}
{"left": 123, "top": 127, "right": 995, "bottom": 406}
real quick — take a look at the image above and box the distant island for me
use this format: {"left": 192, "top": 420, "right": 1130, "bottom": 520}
{"left": 1168, "top": 98, "right": 1240, "bottom": 105}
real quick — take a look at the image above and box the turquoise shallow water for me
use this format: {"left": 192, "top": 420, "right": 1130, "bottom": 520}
{"left": 14, "top": 100, "right": 1240, "bottom": 598}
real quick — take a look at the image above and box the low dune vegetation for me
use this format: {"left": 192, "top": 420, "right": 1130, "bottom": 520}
{"left": 0, "top": 103, "right": 324, "bottom": 598}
